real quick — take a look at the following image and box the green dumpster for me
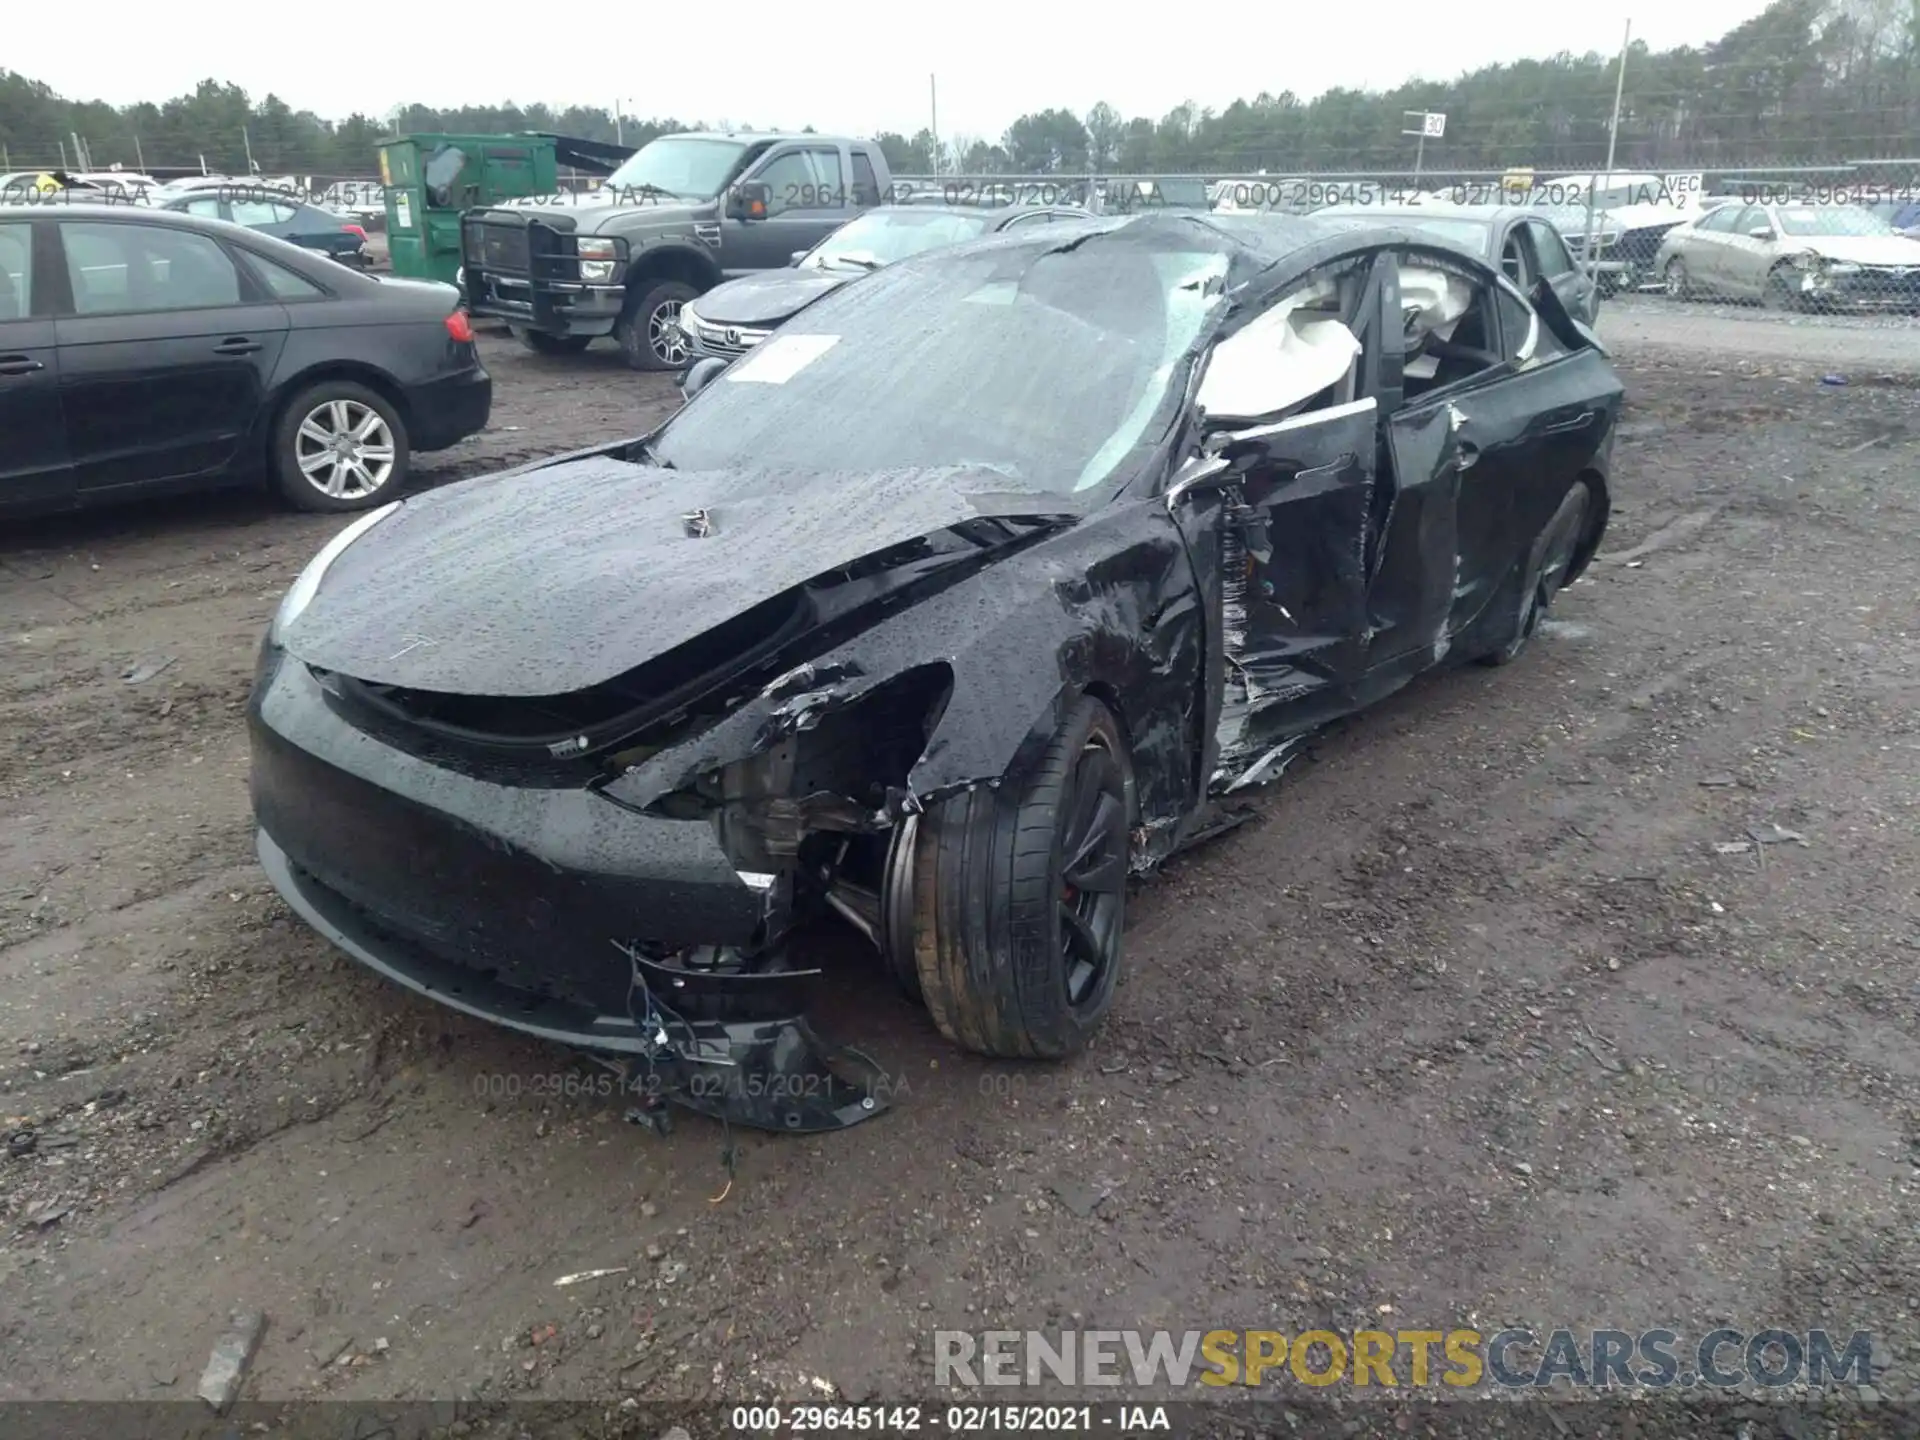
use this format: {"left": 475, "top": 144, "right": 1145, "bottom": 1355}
{"left": 378, "top": 134, "right": 557, "bottom": 285}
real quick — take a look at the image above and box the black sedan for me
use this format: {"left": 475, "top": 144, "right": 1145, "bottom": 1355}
{"left": 0, "top": 204, "right": 490, "bottom": 516}
{"left": 678, "top": 202, "right": 1087, "bottom": 360}
{"left": 251, "top": 214, "right": 1621, "bottom": 1132}
{"left": 1317, "top": 202, "right": 1603, "bottom": 324}
{"left": 158, "top": 187, "right": 372, "bottom": 268}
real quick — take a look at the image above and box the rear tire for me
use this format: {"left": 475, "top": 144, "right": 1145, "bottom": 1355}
{"left": 511, "top": 326, "right": 591, "bottom": 355}
{"left": 615, "top": 279, "right": 697, "bottom": 371}
{"left": 1477, "top": 481, "right": 1592, "bottom": 667}
{"left": 911, "top": 696, "right": 1134, "bottom": 1059}
{"left": 271, "top": 380, "right": 410, "bottom": 513}
{"left": 1662, "top": 257, "right": 1690, "bottom": 300}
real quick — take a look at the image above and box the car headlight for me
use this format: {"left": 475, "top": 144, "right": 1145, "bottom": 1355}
{"left": 1824, "top": 260, "right": 1861, "bottom": 274}
{"left": 269, "top": 502, "right": 402, "bottom": 644}
{"left": 577, "top": 236, "right": 616, "bottom": 282}
{"left": 677, "top": 303, "right": 702, "bottom": 339}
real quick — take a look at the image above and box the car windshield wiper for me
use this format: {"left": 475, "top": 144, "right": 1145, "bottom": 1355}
{"left": 638, "top": 440, "right": 674, "bottom": 469}
{"left": 823, "top": 254, "right": 882, "bottom": 271}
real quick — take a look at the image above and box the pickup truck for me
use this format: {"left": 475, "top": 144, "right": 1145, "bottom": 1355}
{"left": 459, "top": 132, "right": 893, "bottom": 369}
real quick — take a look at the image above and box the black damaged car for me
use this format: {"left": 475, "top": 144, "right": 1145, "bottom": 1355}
{"left": 250, "top": 213, "right": 1622, "bottom": 1132}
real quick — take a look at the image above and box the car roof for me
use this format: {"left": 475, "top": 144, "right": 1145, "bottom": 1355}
{"left": 862, "top": 201, "right": 1085, "bottom": 221}
{"left": 936, "top": 210, "right": 1498, "bottom": 278}
{"left": 0, "top": 200, "right": 230, "bottom": 223}
{"left": 0, "top": 201, "right": 367, "bottom": 272}
{"left": 667, "top": 130, "right": 825, "bottom": 145}
{"left": 1320, "top": 202, "right": 1505, "bottom": 222}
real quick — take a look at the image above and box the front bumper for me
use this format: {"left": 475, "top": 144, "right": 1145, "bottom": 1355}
{"left": 465, "top": 275, "right": 627, "bottom": 337}
{"left": 250, "top": 651, "right": 889, "bottom": 1129}
{"left": 1796, "top": 266, "right": 1920, "bottom": 309}
{"left": 402, "top": 365, "right": 492, "bottom": 452}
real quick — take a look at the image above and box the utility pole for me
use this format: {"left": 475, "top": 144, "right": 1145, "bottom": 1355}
{"left": 243, "top": 125, "right": 257, "bottom": 175}
{"left": 134, "top": 134, "right": 146, "bottom": 172}
{"left": 614, "top": 100, "right": 623, "bottom": 147}
{"left": 1584, "top": 19, "right": 1631, "bottom": 286}
{"left": 929, "top": 74, "right": 939, "bottom": 178}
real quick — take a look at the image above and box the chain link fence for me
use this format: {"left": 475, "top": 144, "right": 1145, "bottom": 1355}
{"left": 9, "top": 156, "right": 1917, "bottom": 363}
{"left": 887, "top": 162, "right": 1920, "bottom": 365}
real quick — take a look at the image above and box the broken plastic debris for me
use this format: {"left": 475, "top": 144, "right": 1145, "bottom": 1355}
{"left": 1714, "top": 842, "right": 1753, "bottom": 855}
{"left": 1747, "top": 823, "right": 1809, "bottom": 847}
{"left": 197, "top": 1310, "right": 265, "bottom": 1413}
{"left": 555, "top": 1266, "right": 631, "bottom": 1287}
{"left": 121, "top": 655, "right": 176, "bottom": 684}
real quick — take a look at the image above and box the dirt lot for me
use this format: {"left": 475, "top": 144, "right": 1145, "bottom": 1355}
{"left": 3, "top": 304, "right": 1919, "bottom": 1434}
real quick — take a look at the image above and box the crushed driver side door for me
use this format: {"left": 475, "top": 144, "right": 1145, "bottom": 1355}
{"left": 1206, "top": 395, "right": 1379, "bottom": 785}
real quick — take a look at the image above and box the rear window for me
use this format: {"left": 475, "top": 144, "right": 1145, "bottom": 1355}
{"left": 245, "top": 251, "right": 329, "bottom": 300}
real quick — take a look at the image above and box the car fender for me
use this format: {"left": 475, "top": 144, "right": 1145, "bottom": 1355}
{"left": 601, "top": 501, "right": 1206, "bottom": 861}
{"left": 624, "top": 239, "right": 722, "bottom": 294}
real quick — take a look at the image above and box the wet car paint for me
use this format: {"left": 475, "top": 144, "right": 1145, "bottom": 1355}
{"left": 252, "top": 214, "right": 1625, "bottom": 1130}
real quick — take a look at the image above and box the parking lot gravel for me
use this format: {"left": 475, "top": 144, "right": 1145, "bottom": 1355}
{"left": 2, "top": 308, "right": 1917, "bottom": 1436}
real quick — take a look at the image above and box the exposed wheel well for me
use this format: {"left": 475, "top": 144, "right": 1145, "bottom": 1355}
{"left": 625, "top": 248, "right": 720, "bottom": 305}
{"left": 1564, "top": 467, "right": 1610, "bottom": 584}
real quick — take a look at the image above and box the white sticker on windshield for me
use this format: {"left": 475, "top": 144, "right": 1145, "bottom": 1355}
{"left": 725, "top": 333, "right": 840, "bottom": 384}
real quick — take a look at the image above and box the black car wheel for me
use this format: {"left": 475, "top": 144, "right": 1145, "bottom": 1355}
{"left": 1764, "top": 265, "right": 1804, "bottom": 311}
{"left": 1478, "top": 481, "right": 1592, "bottom": 668}
{"left": 271, "top": 380, "right": 411, "bottom": 513}
{"left": 615, "top": 279, "right": 697, "bottom": 371}
{"left": 1663, "top": 257, "right": 1691, "bottom": 300}
{"left": 510, "top": 326, "right": 591, "bottom": 356}
{"left": 910, "top": 696, "right": 1133, "bottom": 1059}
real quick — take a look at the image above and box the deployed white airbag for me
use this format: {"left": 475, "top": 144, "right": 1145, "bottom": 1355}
{"left": 1400, "top": 263, "right": 1474, "bottom": 379}
{"left": 1197, "top": 280, "right": 1360, "bottom": 423}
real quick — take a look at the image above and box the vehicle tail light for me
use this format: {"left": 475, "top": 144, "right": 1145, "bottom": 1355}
{"left": 445, "top": 310, "right": 475, "bottom": 343}
{"left": 343, "top": 223, "right": 368, "bottom": 242}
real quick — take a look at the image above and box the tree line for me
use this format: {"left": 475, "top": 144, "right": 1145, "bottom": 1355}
{"left": 3, "top": 0, "right": 1916, "bottom": 181}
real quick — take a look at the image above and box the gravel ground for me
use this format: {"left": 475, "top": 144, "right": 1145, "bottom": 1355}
{"left": 2, "top": 311, "right": 1918, "bottom": 1438}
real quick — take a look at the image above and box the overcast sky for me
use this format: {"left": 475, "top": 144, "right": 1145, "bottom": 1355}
{"left": 18, "top": 0, "right": 1772, "bottom": 141}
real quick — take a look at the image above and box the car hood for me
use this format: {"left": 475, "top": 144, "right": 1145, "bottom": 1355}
{"left": 1795, "top": 234, "right": 1920, "bottom": 265}
{"left": 494, "top": 193, "right": 706, "bottom": 230}
{"left": 281, "top": 454, "right": 1079, "bottom": 697}
{"left": 690, "top": 268, "right": 855, "bottom": 327}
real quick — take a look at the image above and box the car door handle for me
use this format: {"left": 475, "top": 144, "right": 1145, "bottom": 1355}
{"left": 1542, "top": 410, "right": 1595, "bottom": 435}
{"left": 213, "top": 337, "right": 262, "bottom": 355}
{"left": 0, "top": 355, "right": 45, "bottom": 376}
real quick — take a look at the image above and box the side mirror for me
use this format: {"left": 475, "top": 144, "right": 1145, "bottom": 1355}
{"left": 727, "top": 182, "right": 771, "bottom": 221}
{"left": 789, "top": 249, "right": 808, "bottom": 266}
{"left": 1748, "top": 224, "right": 1774, "bottom": 239}
{"left": 680, "top": 356, "right": 728, "bottom": 402}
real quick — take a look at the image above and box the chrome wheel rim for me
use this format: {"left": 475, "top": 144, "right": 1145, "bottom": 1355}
{"left": 296, "top": 399, "right": 395, "bottom": 500}
{"left": 649, "top": 300, "right": 688, "bottom": 365}
{"left": 1665, "top": 261, "right": 1685, "bottom": 296}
